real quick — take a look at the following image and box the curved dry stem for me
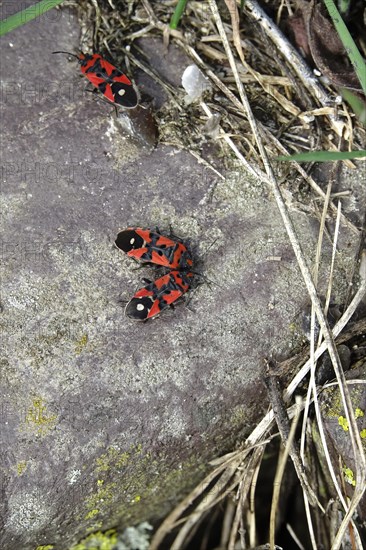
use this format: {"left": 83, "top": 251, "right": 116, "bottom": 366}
{"left": 239, "top": 0, "right": 345, "bottom": 136}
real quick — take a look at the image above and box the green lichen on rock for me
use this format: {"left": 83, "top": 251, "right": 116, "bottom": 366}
{"left": 74, "top": 408, "right": 246, "bottom": 544}
{"left": 338, "top": 416, "right": 349, "bottom": 431}
{"left": 81, "top": 445, "right": 145, "bottom": 530}
{"left": 16, "top": 460, "right": 27, "bottom": 475}
{"left": 85, "top": 509, "right": 100, "bottom": 520}
{"left": 342, "top": 466, "right": 356, "bottom": 486}
{"left": 75, "top": 333, "right": 88, "bottom": 354}
{"left": 77, "top": 442, "right": 207, "bottom": 539}
{"left": 24, "top": 397, "right": 57, "bottom": 436}
{"left": 85, "top": 482, "right": 117, "bottom": 516}
{"left": 70, "top": 522, "right": 152, "bottom": 550}
{"left": 337, "top": 408, "right": 365, "bottom": 432}
{"left": 355, "top": 407, "right": 364, "bottom": 419}
{"left": 230, "top": 405, "right": 246, "bottom": 427}
{"left": 321, "top": 386, "right": 364, "bottom": 420}
{"left": 35, "top": 546, "right": 54, "bottom": 550}
{"left": 95, "top": 447, "right": 132, "bottom": 473}
{"left": 70, "top": 529, "right": 118, "bottom": 550}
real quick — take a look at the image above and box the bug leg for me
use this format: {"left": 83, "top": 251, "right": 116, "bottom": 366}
{"left": 183, "top": 285, "right": 201, "bottom": 313}
{"left": 167, "top": 224, "right": 186, "bottom": 244}
{"left": 131, "top": 261, "right": 159, "bottom": 272}
{"left": 84, "top": 84, "right": 97, "bottom": 94}
{"left": 84, "top": 87, "right": 102, "bottom": 104}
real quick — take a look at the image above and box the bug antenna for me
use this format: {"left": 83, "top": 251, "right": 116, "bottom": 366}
{"left": 52, "top": 51, "right": 80, "bottom": 60}
{"left": 188, "top": 269, "right": 219, "bottom": 289}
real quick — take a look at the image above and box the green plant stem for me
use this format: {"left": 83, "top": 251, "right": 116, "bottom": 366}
{"left": 0, "top": 0, "right": 65, "bottom": 37}
{"left": 341, "top": 89, "right": 366, "bottom": 125}
{"left": 170, "top": 0, "right": 189, "bottom": 30}
{"left": 276, "top": 150, "right": 366, "bottom": 162}
{"left": 323, "top": 0, "right": 366, "bottom": 95}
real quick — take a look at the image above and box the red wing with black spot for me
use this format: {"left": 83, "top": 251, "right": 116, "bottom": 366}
{"left": 115, "top": 228, "right": 193, "bottom": 270}
{"left": 125, "top": 271, "right": 194, "bottom": 321}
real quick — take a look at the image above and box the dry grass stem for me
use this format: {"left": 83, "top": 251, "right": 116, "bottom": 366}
{"left": 269, "top": 397, "right": 302, "bottom": 549}
{"left": 299, "top": 180, "right": 333, "bottom": 460}
{"left": 286, "top": 279, "right": 366, "bottom": 400}
{"left": 240, "top": 0, "right": 345, "bottom": 136}
{"left": 261, "top": 126, "right": 360, "bottom": 235}
{"left": 199, "top": 101, "right": 260, "bottom": 179}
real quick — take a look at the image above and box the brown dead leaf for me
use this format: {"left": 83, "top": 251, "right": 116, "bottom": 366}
{"left": 224, "top": 0, "right": 245, "bottom": 64}
{"left": 287, "top": 13, "right": 311, "bottom": 58}
{"left": 292, "top": 0, "right": 361, "bottom": 91}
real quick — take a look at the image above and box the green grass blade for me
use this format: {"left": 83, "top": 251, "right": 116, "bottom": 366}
{"left": 323, "top": 0, "right": 366, "bottom": 95}
{"left": 170, "top": 0, "right": 189, "bottom": 30}
{"left": 276, "top": 150, "right": 366, "bottom": 162}
{"left": 341, "top": 89, "right": 366, "bottom": 125}
{"left": 0, "top": 0, "right": 65, "bottom": 37}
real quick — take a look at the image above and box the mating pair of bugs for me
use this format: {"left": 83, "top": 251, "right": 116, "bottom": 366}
{"left": 115, "top": 228, "right": 196, "bottom": 321}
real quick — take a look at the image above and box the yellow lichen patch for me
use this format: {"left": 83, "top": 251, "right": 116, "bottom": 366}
{"left": 86, "top": 482, "right": 117, "bottom": 514}
{"left": 75, "top": 333, "right": 88, "bottom": 354}
{"left": 342, "top": 466, "right": 356, "bottom": 486}
{"left": 85, "top": 508, "right": 99, "bottom": 520}
{"left": 230, "top": 405, "right": 246, "bottom": 427}
{"left": 70, "top": 529, "right": 118, "bottom": 550}
{"left": 17, "top": 461, "right": 27, "bottom": 475}
{"left": 355, "top": 407, "right": 364, "bottom": 419}
{"left": 25, "top": 397, "right": 57, "bottom": 436}
{"left": 77, "top": 447, "right": 208, "bottom": 541}
{"left": 35, "top": 546, "right": 54, "bottom": 550}
{"left": 82, "top": 444, "right": 148, "bottom": 527}
{"left": 96, "top": 447, "right": 130, "bottom": 472}
{"left": 87, "top": 521, "right": 103, "bottom": 532}
{"left": 338, "top": 416, "right": 349, "bottom": 431}
{"left": 115, "top": 451, "right": 131, "bottom": 468}
{"left": 360, "top": 429, "right": 366, "bottom": 439}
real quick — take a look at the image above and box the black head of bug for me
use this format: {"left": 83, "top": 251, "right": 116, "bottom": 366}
{"left": 115, "top": 230, "right": 144, "bottom": 253}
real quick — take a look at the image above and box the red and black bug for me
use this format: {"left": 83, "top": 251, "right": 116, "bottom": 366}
{"left": 125, "top": 270, "right": 194, "bottom": 321}
{"left": 115, "top": 228, "right": 193, "bottom": 271}
{"left": 117, "top": 227, "right": 196, "bottom": 320}
{"left": 52, "top": 51, "right": 139, "bottom": 108}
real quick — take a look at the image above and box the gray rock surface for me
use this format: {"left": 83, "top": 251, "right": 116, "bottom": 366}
{"left": 0, "top": 3, "right": 363, "bottom": 549}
